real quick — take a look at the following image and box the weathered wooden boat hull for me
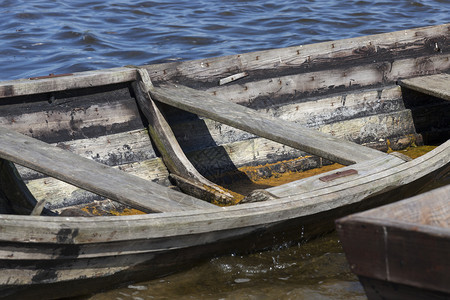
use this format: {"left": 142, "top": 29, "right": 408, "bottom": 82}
{"left": 336, "top": 184, "right": 450, "bottom": 300}
{"left": 0, "top": 24, "right": 449, "bottom": 299}
{"left": 1, "top": 144, "right": 449, "bottom": 299}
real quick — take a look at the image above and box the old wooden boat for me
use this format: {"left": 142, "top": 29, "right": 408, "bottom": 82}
{"left": 0, "top": 23, "right": 449, "bottom": 299}
{"left": 336, "top": 184, "right": 450, "bottom": 300}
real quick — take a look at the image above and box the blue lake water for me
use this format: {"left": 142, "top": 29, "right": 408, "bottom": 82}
{"left": 1, "top": 0, "right": 449, "bottom": 80}
{"left": 1, "top": 1, "right": 449, "bottom": 299}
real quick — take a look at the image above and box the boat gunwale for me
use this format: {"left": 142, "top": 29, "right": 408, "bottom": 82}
{"left": 0, "top": 23, "right": 448, "bottom": 98}
{"left": 339, "top": 215, "right": 450, "bottom": 239}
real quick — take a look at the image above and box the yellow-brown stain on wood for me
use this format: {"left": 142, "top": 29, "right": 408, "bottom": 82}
{"left": 79, "top": 146, "right": 436, "bottom": 214}
{"left": 81, "top": 204, "right": 146, "bottom": 216}
{"left": 223, "top": 145, "right": 436, "bottom": 196}
{"left": 395, "top": 145, "right": 437, "bottom": 159}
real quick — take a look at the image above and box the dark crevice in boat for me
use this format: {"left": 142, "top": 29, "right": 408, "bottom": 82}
{"left": 0, "top": 159, "right": 55, "bottom": 216}
{"left": 401, "top": 87, "right": 450, "bottom": 145}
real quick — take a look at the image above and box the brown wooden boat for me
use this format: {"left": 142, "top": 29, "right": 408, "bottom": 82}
{"left": 0, "top": 23, "right": 449, "bottom": 299}
{"left": 336, "top": 184, "right": 450, "bottom": 300}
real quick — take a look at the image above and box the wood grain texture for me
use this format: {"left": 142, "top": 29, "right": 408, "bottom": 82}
{"left": 336, "top": 184, "right": 450, "bottom": 295}
{"left": 0, "top": 67, "right": 136, "bottom": 98}
{"left": 0, "top": 94, "right": 144, "bottom": 144}
{"left": 0, "top": 126, "right": 217, "bottom": 212}
{"left": 265, "top": 154, "right": 406, "bottom": 198}
{"left": 150, "top": 84, "right": 387, "bottom": 165}
{"left": 145, "top": 24, "right": 450, "bottom": 85}
{"left": 14, "top": 129, "right": 159, "bottom": 180}
{"left": 0, "top": 24, "right": 448, "bottom": 99}
{"left": 133, "top": 69, "right": 236, "bottom": 203}
{"left": 24, "top": 158, "right": 171, "bottom": 210}
{"left": 169, "top": 86, "right": 409, "bottom": 153}
{"left": 399, "top": 73, "right": 450, "bottom": 101}
{"left": 206, "top": 55, "right": 450, "bottom": 108}
{"left": 0, "top": 140, "right": 446, "bottom": 244}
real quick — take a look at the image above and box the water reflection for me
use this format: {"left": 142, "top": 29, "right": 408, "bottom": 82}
{"left": 87, "top": 233, "right": 366, "bottom": 300}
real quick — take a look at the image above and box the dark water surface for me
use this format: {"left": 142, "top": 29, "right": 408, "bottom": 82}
{"left": 2, "top": 1, "right": 449, "bottom": 299}
{"left": 87, "top": 233, "right": 366, "bottom": 300}
{"left": 1, "top": 0, "right": 449, "bottom": 81}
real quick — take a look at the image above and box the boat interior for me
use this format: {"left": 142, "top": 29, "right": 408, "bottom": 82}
{"left": 0, "top": 25, "right": 449, "bottom": 217}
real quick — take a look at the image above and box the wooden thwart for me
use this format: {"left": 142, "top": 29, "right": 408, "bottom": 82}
{"left": 399, "top": 73, "right": 450, "bottom": 101}
{"left": 149, "top": 84, "right": 387, "bottom": 165}
{"left": 0, "top": 127, "right": 217, "bottom": 213}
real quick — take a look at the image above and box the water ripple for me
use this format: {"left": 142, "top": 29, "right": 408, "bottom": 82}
{"left": 0, "top": 0, "right": 449, "bottom": 80}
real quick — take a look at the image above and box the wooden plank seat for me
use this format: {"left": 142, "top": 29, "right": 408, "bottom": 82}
{"left": 148, "top": 83, "right": 388, "bottom": 166}
{"left": 399, "top": 73, "right": 450, "bottom": 101}
{"left": 0, "top": 126, "right": 218, "bottom": 213}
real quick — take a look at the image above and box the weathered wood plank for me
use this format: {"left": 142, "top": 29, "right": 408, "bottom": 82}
{"left": 14, "top": 129, "right": 159, "bottom": 181}
{"left": 336, "top": 184, "right": 450, "bottom": 295}
{"left": 354, "top": 185, "right": 450, "bottom": 227}
{"left": 0, "top": 94, "right": 143, "bottom": 144}
{"left": 24, "top": 158, "right": 171, "bottom": 210}
{"left": 399, "top": 73, "right": 450, "bottom": 101}
{"left": 132, "top": 68, "right": 237, "bottom": 203}
{"left": 1, "top": 24, "right": 448, "bottom": 99}
{"left": 264, "top": 154, "right": 407, "bottom": 198}
{"left": 206, "top": 55, "right": 450, "bottom": 107}
{"left": 150, "top": 84, "right": 387, "bottom": 165}
{"left": 147, "top": 24, "right": 450, "bottom": 84}
{"left": 0, "top": 67, "right": 136, "bottom": 98}
{"left": 0, "top": 127, "right": 217, "bottom": 212}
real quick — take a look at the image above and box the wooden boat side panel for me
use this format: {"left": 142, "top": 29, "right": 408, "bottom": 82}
{"left": 358, "top": 276, "right": 450, "bottom": 300}
{"left": 0, "top": 84, "right": 143, "bottom": 144}
{"left": 0, "top": 24, "right": 448, "bottom": 101}
{"left": 150, "top": 83, "right": 388, "bottom": 165}
{"left": 205, "top": 55, "right": 450, "bottom": 108}
{"left": 336, "top": 185, "right": 450, "bottom": 295}
{"left": 349, "top": 185, "right": 450, "bottom": 226}
{"left": 184, "top": 110, "right": 417, "bottom": 177}
{"left": 168, "top": 86, "right": 408, "bottom": 152}
{"left": 146, "top": 24, "right": 450, "bottom": 85}
{"left": 338, "top": 219, "right": 450, "bottom": 294}
{"left": 0, "top": 67, "right": 136, "bottom": 98}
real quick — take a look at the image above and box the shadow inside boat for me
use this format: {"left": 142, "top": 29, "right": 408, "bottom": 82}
{"left": 139, "top": 101, "right": 270, "bottom": 196}
{"left": 401, "top": 87, "right": 450, "bottom": 145}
